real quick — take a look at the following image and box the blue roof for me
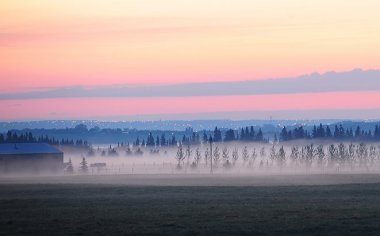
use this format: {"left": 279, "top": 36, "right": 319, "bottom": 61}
{"left": 0, "top": 143, "right": 63, "bottom": 155}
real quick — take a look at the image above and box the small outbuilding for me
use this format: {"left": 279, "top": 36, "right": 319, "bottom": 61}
{"left": 0, "top": 143, "right": 64, "bottom": 174}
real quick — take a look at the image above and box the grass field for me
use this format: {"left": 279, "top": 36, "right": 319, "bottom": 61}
{"left": 1, "top": 174, "right": 380, "bottom": 235}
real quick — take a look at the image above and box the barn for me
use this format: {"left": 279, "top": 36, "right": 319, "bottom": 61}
{"left": 0, "top": 143, "right": 64, "bottom": 174}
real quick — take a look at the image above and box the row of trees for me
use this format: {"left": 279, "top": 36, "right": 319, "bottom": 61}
{"left": 0, "top": 131, "right": 89, "bottom": 147}
{"left": 279, "top": 124, "right": 380, "bottom": 142}
{"left": 134, "top": 133, "right": 178, "bottom": 147}
{"left": 135, "top": 123, "right": 380, "bottom": 148}
{"left": 134, "top": 126, "right": 268, "bottom": 148}
{"left": 64, "top": 157, "right": 89, "bottom": 174}
{"left": 174, "top": 142, "right": 380, "bottom": 171}
{"left": 5, "top": 123, "right": 380, "bottom": 149}
{"left": 214, "top": 126, "right": 267, "bottom": 143}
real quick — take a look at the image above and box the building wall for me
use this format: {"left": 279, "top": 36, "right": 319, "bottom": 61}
{"left": 0, "top": 153, "right": 63, "bottom": 174}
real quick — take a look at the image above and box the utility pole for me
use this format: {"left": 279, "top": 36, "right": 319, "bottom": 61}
{"left": 209, "top": 137, "right": 213, "bottom": 174}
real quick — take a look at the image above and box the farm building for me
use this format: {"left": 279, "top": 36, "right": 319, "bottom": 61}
{"left": 0, "top": 143, "right": 64, "bottom": 174}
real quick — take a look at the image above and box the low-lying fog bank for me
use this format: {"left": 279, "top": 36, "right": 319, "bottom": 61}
{"left": 63, "top": 141, "right": 380, "bottom": 175}
{"left": 2, "top": 141, "right": 380, "bottom": 180}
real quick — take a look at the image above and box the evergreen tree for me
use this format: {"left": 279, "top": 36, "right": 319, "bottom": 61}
{"left": 79, "top": 157, "right": 88, "bottom": 174}
{"left": 146, "top": 132, "right": 155, "bottom": 146}
{"left": 6, "top": 131, "right": 12, "bottom": 142}
{"left": 293, "top": 126, "right": 305, "bottom": 139}
{"left": 280, "top": 127, "right": 288, "bottom": 141}
{"left": 245, "top": 127, "right": 249, "bottom": 140}
{"left": 312, "top": 125, "right": 317, "bottom": 138}
{"left": 317, "top": 123, "right": 325, "bottom": 138}
{"left": 339, "top": 124, "right": 345, "bottom": 138}
{"left": 334, "top": 125, "right": 339, "bottom": 138}
{"left": 170, "top": 135, "right": 175, "bottom": 146}
{"left": 213, "top": 127, "right": 222, "bottom": 142}
{"left": 156, "top": 135, "right": 160, "bottom": 147}
{"left": 240, "top": 128, "right": 245, "bottom": 141}
{"left": 160, "top": 134, "right": 166, "bottom": 146}
{"left": 375, "top": 125, "right": 380, "bottom": 139}
{"left": 250, "top": 126, "right": 255, "bottom": 140}
{"left": 256, "top": 129, "right": 264, "bottom": 141}
{"left": 355, "top": 126, "right": 361, "bottom": 138}
{"left": 66, "top": 158, "right": 74, "bottom": 174}
{"left": 182, "top": 135, "right": 188, "bottom": 144}
{"left": 224, "top": 129, "right": 235, "bottom": 142}
{"left": 202, "top": 131, "right": 208, "bottom": 143}
{"left": 326, "top": 126, "right": 332, "bottom": 138}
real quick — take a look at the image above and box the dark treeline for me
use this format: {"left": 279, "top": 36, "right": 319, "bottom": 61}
{"left": 136, "top": 126, "right": 268, "bottom": 147}
{"left": 0, "top": 131, "right": 89, "bottom": 147}
{"left": 137, "top": 123, "right": 380, "bottom": 147}
{"left": 134, "top": 132, "right": 178, "bottom": 147}
{"left": 3, "top": 123, "right": 380, "bottom": 148}
{"left": 278, "top": 124, "right": 380, "bottom": 142}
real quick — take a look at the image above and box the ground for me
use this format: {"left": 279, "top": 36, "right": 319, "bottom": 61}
{"left": 1, "top": 174, "right": 380, "bottom": 235}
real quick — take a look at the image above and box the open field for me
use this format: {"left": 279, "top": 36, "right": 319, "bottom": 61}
{"left": 1, "top": 174, "right": 380, "bottom": 235}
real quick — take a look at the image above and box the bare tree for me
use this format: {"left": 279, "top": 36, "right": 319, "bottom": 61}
{"left": 277, "top": 146, "right": 286, "bottom": 169}
{"left": 290, "top": 146, "right": 299, "bottom": 167}
{"left": 204, "top": 147, "right": 210, "bottom": 166}
{"left": 300, "top": 146, "right": 306, "bottom": 166}
{"left": 232, "top": 147, "right": 239, "bottom": 165}
{"left": 190, "top": 147, "right": 202, "bottom": 169}
{"left": 269, "top": 145, "right": 276, "bottom": 165}
{"left": 316, "top": 145, "right": 325, "bottom": 168}
{"left": 185, "top": 145, "right": 192, "bottom": 165}
{"left": 222, "top": 147, "right": 232, "bottom": 168}
{"left": 338, "top": 143, "right": 348, "bottom": 165}
{"left": 249, "top": 148, "right": 257, "bottom": 168}
{"left": 348, "top": 143, "right": 356, "bottom": 169}
{"left": 356, "top": 143, "right": 368, "bottom": 169}
{"left": 260, "top": 147, "right": 266, "bottom": 159}
{"left": 222, "top": 147, "right": 230, "bottom": 162}
{"left": 369, "top": 145, "right": 377, "bottom": 167}
{"left": 175, "top": 144, "right": 185, "bottom": 169}
{"left": 328, "top": 144, "right": 338, "bottom": 168}
{"left": 194, "top": 147, "right": 202, "bottom": 165}
{"left": 242, "top": 146, "right": 249, "bottom": 163}
{"left": 305, "top": 144, "right": 316, "bottom": 168}
{"left": 213, "top": 146, "right": 221, "bottom": 167}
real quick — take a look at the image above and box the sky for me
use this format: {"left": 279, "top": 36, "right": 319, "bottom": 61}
{"left": 1, "top": 0, "right": 380, "bottom": 120}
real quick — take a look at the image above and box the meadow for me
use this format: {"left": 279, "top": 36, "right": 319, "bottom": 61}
{"left": 1, "top": 174, "right": 380, "bottom": 235}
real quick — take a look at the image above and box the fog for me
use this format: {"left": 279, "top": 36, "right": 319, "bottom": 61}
{"left": 2, "top": 141, "right": 380, "bottom": 186}
{"left": 63, "top": 141, "right": 380, "bottom": 176}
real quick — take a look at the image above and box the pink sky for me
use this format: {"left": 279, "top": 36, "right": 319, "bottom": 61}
{"left": 1, "top": 92, "right": 380, "bottom": 120}
{"left": 1, "top": 1, "right": 380, "bottom": 120}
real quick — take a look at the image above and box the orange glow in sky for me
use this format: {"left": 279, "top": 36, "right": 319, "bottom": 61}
{"left": 1, "top": 1, "right": 380, "bottom": 119}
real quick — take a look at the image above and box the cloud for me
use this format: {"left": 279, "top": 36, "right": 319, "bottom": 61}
{"left": 0, "top": 69, "right": 379, "bottom": 100}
